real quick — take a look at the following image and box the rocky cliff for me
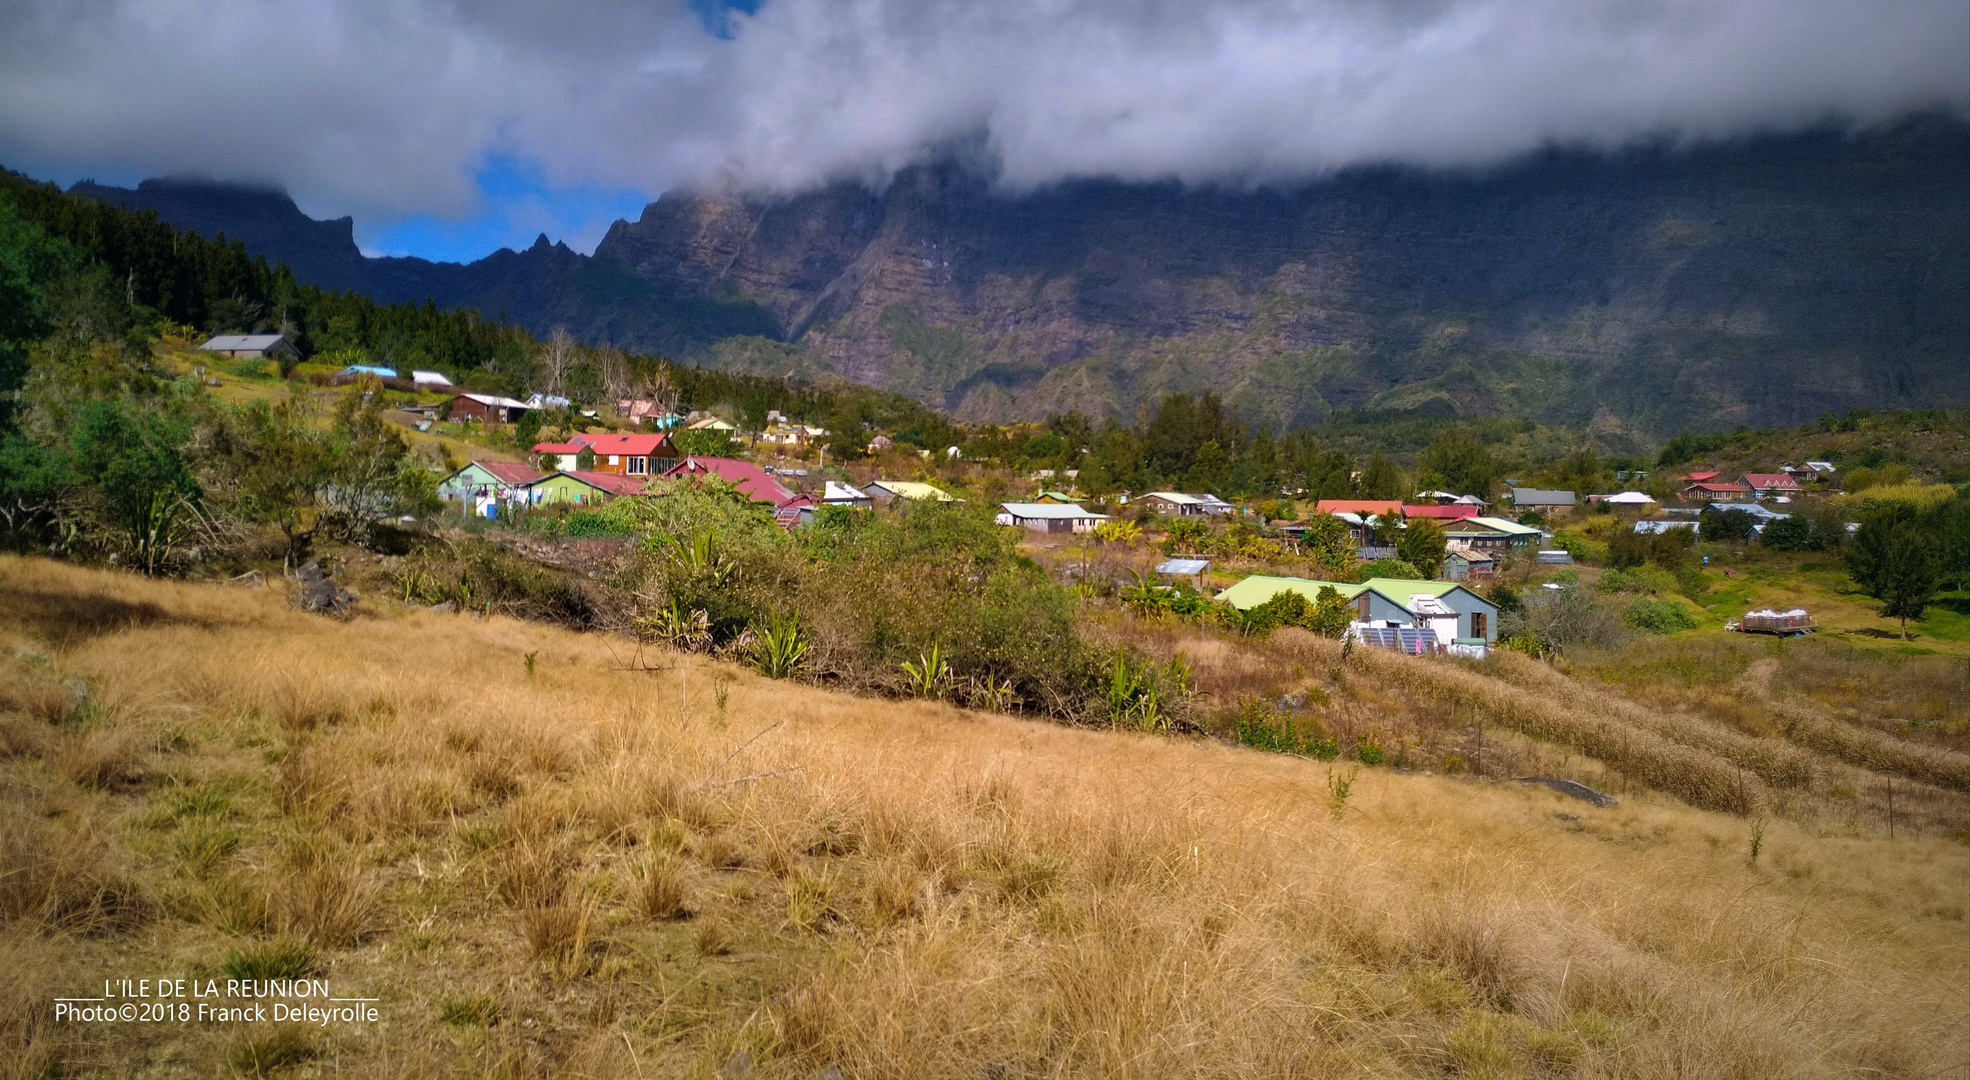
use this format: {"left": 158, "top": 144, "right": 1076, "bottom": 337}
{"left": 594, "top": 117, "right": 1969, "bottom": 433}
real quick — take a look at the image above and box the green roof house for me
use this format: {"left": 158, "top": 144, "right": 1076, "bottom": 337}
{"left": 1217, "top": 575, "right": 1499, "bottom": 642}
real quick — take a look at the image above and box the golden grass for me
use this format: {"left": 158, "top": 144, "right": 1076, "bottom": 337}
{"left": 1, "top": 555, "right": 1966, "bottom": 1078}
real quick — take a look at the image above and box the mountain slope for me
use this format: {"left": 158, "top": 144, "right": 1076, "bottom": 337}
{"left": 66, "top": 178, "right": 779, "bottom": 356}
{"left": 596, "top": 116, "right": 1969, "bottom": 432}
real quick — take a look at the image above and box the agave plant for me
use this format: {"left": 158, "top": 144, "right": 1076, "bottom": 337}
{"left": 747, "top": 610, "right": 808, "bottom": 679}
{"left": 968, "top": 673, "right": 1019, "bottom": 712}
{"left": 900, "top": 643, "right": 949, "bottom": 699}
{"left": 1105, "top": 649, "right": 1166, "bottom": 731}
{"left": 641, "top": 599, "right": 713, "bottom": 653}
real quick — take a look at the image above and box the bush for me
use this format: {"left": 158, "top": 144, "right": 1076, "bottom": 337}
{"left": 1364, "top": 557, "right": 1422, "bottom": 580}
{"left": 1600, "top": 565, "right": 1677, "bottom": 595}
{"left": 1759, "top": 514, "right": 1813, "bottom": 551}
{"left": 1231, "top": 699, "right": 1339, "bottom": 759}
{"left": 1623, "top": 596, "right": 1700, "bottom": 634}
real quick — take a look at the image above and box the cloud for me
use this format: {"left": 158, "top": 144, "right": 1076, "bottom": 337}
{"left": 1, "top": 0, "right": 1964, "bottom": 224}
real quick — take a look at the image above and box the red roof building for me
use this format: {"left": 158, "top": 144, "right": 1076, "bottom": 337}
{"left": 1681, "top": 470, "right": 1721, "bottom": 483}
{"left": 1740, "top": 473, "right": 1802, "bottom": 495}
{"left": 566, "top": 471, "right": 654, "bottom": 497}
{"left": 1400, "top": 504, "right": 1482, "bottom": 520}
{"left": 1314, "top": 499, "right": 1405, "bottom": 517}
{"left": 566, "top": 432, "right": 679, "bottom": 477}
{"left": 661, "top": 456, "right": 801, "bottom": 507}
{"left": 1682, "top": 481, "right": 1751, "bottom": 499}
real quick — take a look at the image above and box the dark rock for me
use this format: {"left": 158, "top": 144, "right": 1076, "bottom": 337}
{"left": 295, "top": 561, "right": 355, "bottom": 615}
{"left": 1515, "top": 777, "right": 1618, "bottom": 807}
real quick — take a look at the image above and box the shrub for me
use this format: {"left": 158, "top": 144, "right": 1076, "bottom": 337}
{"left": 747, "top": 611, "right": 810, "bottom": 679}
{"left": 1231, "top": 699, "right": 1339, "bottom": 759}
{"left": 1623, "top": 596, "right": 1700, "bottom": 634}
{"left": 1759, "top": 514, "right": 1813, "bottom": 551}
{"left": 1364, "top": 557, "right": 1422, "bottom": 580}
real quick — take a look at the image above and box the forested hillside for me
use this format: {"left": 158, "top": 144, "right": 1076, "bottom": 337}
{"left": 53, "top": 116, "right": 1970, "bottom": 435}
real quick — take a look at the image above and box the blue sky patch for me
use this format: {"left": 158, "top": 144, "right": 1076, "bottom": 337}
{"left": 357, "top": 154, "right": 651, "bottom": 263}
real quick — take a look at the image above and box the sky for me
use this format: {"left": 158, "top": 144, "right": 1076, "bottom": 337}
{"left": 2, "top": 0, "right": 1964, "bottom": 263}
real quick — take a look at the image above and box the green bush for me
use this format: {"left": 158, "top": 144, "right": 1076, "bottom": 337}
{"left": 1623, "top": 596, "right": 1700, "bottom": 634}
{"left": 1600, "top": 565, "right": 1678, "bottom": 595}
{"left": 1231, "top": 699, "right": 1339, "bottom": 759}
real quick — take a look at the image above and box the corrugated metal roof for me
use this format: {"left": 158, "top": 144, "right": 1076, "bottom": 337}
{"left": 1155, "top": 558, "right": 1210, "bottom": 575}
{"left": 199, "top": 334, "right": 285, "bottom": 350}
{"left": 1000, "top": 502, "right": 1104, "bottom": 519}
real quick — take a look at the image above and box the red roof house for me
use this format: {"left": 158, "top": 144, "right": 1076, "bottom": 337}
{"left": 1680, "top": 470, "right": 1721, "bottom": 483}
{"left": 1314, "top": 499, "right": 1405, "bottom": 517}
{"left": 567, "top": 432, "right": 679, "bottom": 477}
{"left": 1740, "top": 473, "right": 1802, "bottom": 496}
{"left": 1682, "top": 481, "right": 1751, "bottom": 499}
{"left": 661, "top": 456, "right": 801, "bottom": 507}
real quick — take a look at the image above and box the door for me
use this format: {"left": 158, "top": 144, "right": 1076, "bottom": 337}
{"left": 1470, "top": 612, "right": 1488, "bottom": 640}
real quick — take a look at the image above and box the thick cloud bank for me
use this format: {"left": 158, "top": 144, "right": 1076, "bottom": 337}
{"left": 2, "top": 0, "right": 1965, "bottom": 222}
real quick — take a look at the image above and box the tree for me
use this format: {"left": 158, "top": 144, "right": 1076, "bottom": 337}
{"left": 1396, "top": 518, "right": 1448, "bottom": 578}
{"left": 1939, "top": 499, "right": 1970, "bottom": 591}
{"left": 1759, "top": 514, "right": 1812, "bottom": 551}
{"left": 1358, "top": 453, "right": 1405, "bottom": 499}
{"left": 513, "top": 407, "right": 543, "bottom": 450}
{"left": 1418, "top": 428, "right": 1497, "bottom": 498}
{"left": 1700, "top": 507, "right": 1758, "bottom": 543}
{"left": 1848, "top": 514, "right": 1940, "bottom": 639}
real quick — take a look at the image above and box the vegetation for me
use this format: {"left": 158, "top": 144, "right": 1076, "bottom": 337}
{"left": 2, "top": 557, "right": 1963, "bottom": 1077}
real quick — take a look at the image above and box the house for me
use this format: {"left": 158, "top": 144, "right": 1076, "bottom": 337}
{"left": 1314, "top": 499, "right": 1404, "bottom": 517}
{"left": 759, "top": 422, "right": 825, "bottom": 448}
{"left": 1803, "top": 461, "right": 1836, "bottom": 475}
{"left": 1138, "top": 492, "right": 1209, "bottom": 516}
{"left": 438, "top": 460, "right": 544, "bottom": 513}
{"left": 1681, "top": 480, "right": 1750, "bottom": 500}
{"left": 524, "top": 470, "right": 649, "bottom": 506}
{"left": 1216, "top": 576, "right": 1498, "bottom": 643}
{"left": 531, "top": 441, "right": 586, "bottom": 472}
{"left": 865, "top": 480, "right": 956, "bottom": 505}
{"left": 1400, "top": 504, "right": 1482, "bottom": 520}
{"left": 448, "top": 393, "right": 533, "bottom": 424}
{"left": 1741, "top": 473, "right": 1803, "bottom": 498}
{"left": 867, "top": 434, "right": 895, "bottom": 454}
{"left": 1634, "top": 520, "right": 1699, "bottom": 535}
{"left": 1508, "top": 488, "right": 1576, "bottom": 509}
{"left": 661, "top": 456, "right": 802, "bottom": 508}
{"left": 1033, "top": 490, "right": 1080, "bottom": 504}
{"left": 562, "top": 433, "right": 678, "bottom": 478}
{"left": 821, "top": 481, "right": 872, "bottom": 508}
{"left": 1704, "top": 501, "right": 1790, "bottom": 533}
{"left": 685, "top": 415, "right": 737, "bottom": 432}
{"left": 199, "top": 334, "right": 296, "bottom": 360}
{"left": 617, "top": 400, "right": 681, "bottom": 428}
{"left": 525, "top": 393, "right": 573, "bottom": 411}
{"left": 1442, "top": 516, "right": 1543, "bottom": 550}
{"left": 1414, "top": 490, "right": 1489, "bottom": 507}
{"left": 411, "top": 370, "right": 452, "bottom": 388}
{"left": 996, "top": 502, "right": 1108, "bottom": 534}
{"left": 1442, "top": 545, "right": 1494, "bottom": 581}
{"left": 1680, "top": 470, "right": 1721, "bottom": 484}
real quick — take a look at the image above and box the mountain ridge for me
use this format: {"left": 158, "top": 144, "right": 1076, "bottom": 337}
{"left": 62, "top": 116, "right": 1970, "bottom": 433}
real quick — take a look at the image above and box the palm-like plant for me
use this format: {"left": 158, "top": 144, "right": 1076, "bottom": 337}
{"left": 900, "top": 643, "right": 949, "bottom": 699}
{"left": 747, "top": 611, "right": 808, "bottom": 679}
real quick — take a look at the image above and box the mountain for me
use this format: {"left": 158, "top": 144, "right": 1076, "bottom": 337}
{"left": 596, "top": 117, "right": 1970, "bottom": 433}
{"left": 65, "top": 177, "right": 778, "bottom": 357}
{"left": 70, "top": 117, "right": 1970, "bottom": 433}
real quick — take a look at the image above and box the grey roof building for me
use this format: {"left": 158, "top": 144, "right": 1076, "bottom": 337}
{"left": 1509, "top": 488, "right": 1577, "bottom": 507}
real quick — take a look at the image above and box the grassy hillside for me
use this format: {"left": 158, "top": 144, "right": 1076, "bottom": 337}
{"left": 3, "top": 557, "right": 1965, "bottom": 1078}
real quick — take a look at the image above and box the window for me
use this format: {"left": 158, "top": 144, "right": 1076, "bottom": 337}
{"left": 608, "top": 455, "right": 620, "bottom": 465}
{"left": 628, "top": 457, "right": 647, "bottom": 475}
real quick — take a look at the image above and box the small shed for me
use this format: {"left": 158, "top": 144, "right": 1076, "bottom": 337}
{"left": 199, "top": 334, "right": 296, "bottom": 360}
{"left": 449, "top": 393, "right": 533, "bottom": 424}
{"left": 1442, "top": 545, "right": 1494, "bottom": 581}
{"left": 1154, "top": 557, "right": 1211, "bottom": 588}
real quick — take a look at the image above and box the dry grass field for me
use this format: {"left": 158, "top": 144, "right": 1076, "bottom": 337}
{"left": 2, "top": 556, "right": 1966, "bottom": 1078}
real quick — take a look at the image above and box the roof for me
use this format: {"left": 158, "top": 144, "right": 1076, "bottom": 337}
{"left": 823, "top": 481, "right": 869, "bottom": 502}
{"left": 1315, "top": 499, "right": 1404, "bottom": 516}
{"left": 475, "top": 460, "right": 544, "bottom": 485}
{"left": 1705, "top": 502, "right": 1789, "bottom": 519}
{"left": 1401, "top": 504, "right": 1481, "bottom": 519}
{"left": 336, "top": 364, "right": 398, "bottom": 378}
{"left": 869, "top": 480, "right": 954, "bottom": 501}
{"left": 1681, "top": 470, "right": 1721, "bottom": 482}
{"left": 1601, "top": 491, "right": 1657, "bottom": 504}
{"left": 1685, "top": 481, "right": 1750, "bottom": 494}
{"left": 528, "top": 470, "right": 650, "bottom": 496}
{"left": 661, "top": 456, "right": 799, "bottom": 506}
{"left": 199, "top": 334, "right": 286, "bottom": 351}
{"left": 1445, "top": 544, "right": 1493, "bottom": 563}
{"left": 685, "top": 417, "right": 736, "bottom": 431}
{"left": 1000, "top": 502, "right": 1106, "bottom": 519}
{"left": 1804, "top": 461, "right": 1836, "bottom": 471}
{"left": 568, "top": 432, "right": 675, "bottom": 457}
{"left": 1446, "top": 516, "right": 1542, "bottom": 536}
{"left": 411, "top": 369, "right": 451, "bottom": 384}
{"left": 1155, "top": 558, "right": 1211, "bottom": 575}
{"left": 1509, "top": 488, "right": 1576, "bottom": 505}
{"left": 457, "top": 392, "right": 532, "bottom": 410}
{"left": 1142, "top": 491, "right": 1204, "bottom": 505}
{"left": 531, "top": 441, "right": 585, "bottom": 455}
{"left": 1742, "top": 473, "right": 1801, "bottom": 488}
{"left": 1215, "top": 576, "right": 1367, "bottom": 610}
